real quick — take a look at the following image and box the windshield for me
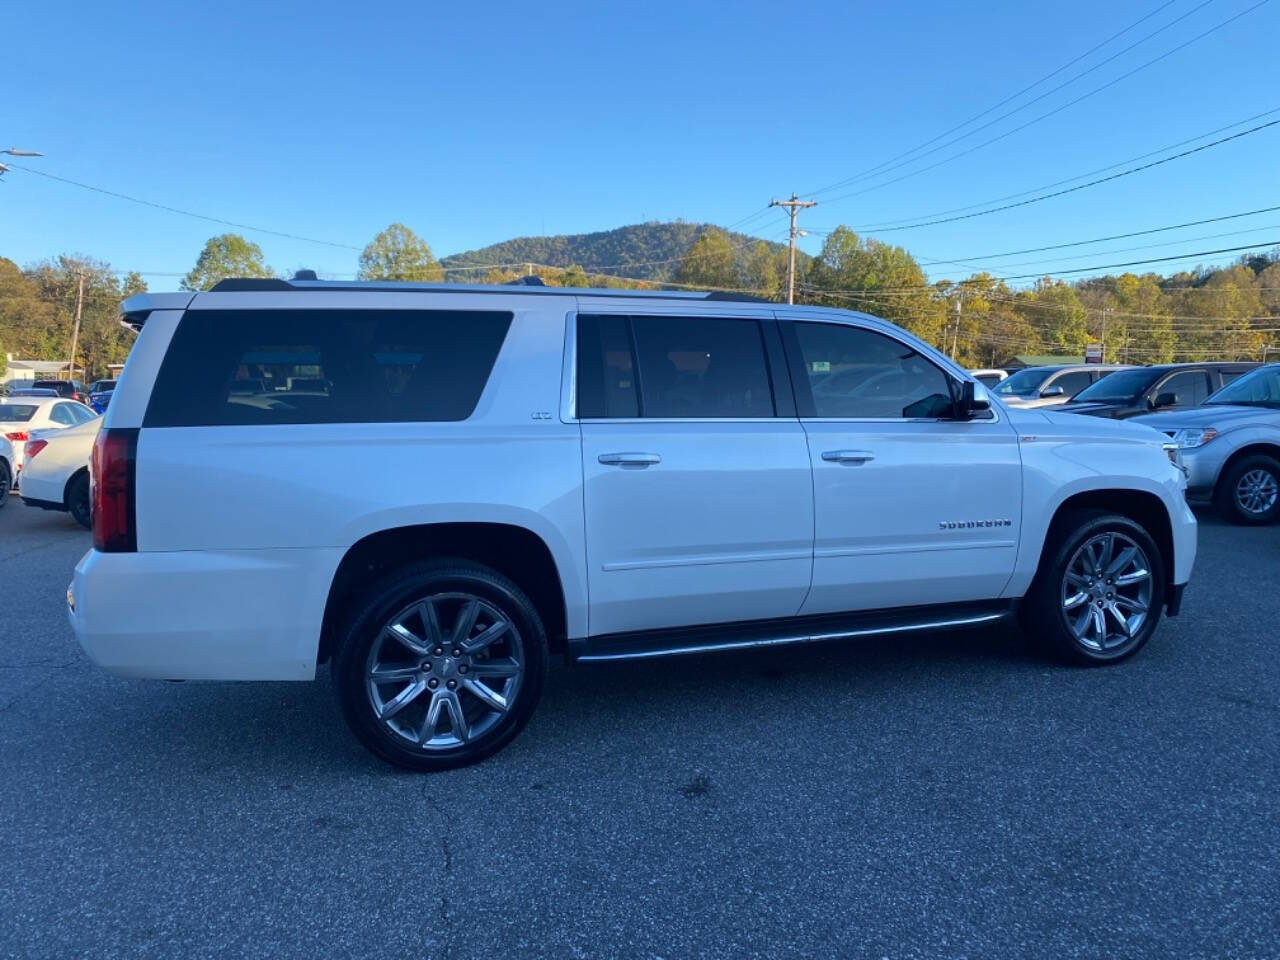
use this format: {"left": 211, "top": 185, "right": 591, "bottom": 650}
{"left": 993, "top": 368, "right": 1053, "bottom": 396}
{"left": 1205, "top": 365, "right": 1280, "bottom": 408}
{"left": 0, "top": 404, "right": 38, "bottom": 422}
{"left": 1069, "top": 368, "right": 1159, "bottom": 403}
{"left": 91, "top": 380, "right": 117, "bottom": 392}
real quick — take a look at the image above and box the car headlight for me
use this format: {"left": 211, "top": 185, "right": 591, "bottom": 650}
{"left": 1173, "top": 427, "right": 1219, "bottom": 448}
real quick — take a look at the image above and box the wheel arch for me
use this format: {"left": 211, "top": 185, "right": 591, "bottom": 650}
{"left": 1211, "top": 442, "right": 1280, "bottom": 499}
{"left": 319, "top": 521, "right": 570, "bottom": 664}
{"left": 62, "top": 466, "right": 89, "bottom": 507}
{"left": 1041, "top": 489, "right": 1175, "bottom": 591}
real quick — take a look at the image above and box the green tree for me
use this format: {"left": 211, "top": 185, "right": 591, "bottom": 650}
{"left": 357, "top": 223, "right": 444, "bottom": 282}
{"left": 182, "top": 234, "right": 273, "bottom": 291}
{"left": 1017, "top": 279, "right": 1089, "bottom": 355}
{"left": 675, "top": 227, "right": 739, "bottom": 289}
{"left": 744, "top": 241, "right": 787, "bottom": 300}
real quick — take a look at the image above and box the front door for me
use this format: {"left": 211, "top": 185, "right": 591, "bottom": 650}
{"left": 780, "top": 317, "right": 1023, "bottom": 616}
{"left": 576, "top": 309, "right": 814, "bottom": 637}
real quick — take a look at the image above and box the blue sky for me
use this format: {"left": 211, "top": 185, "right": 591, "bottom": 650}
{"left": 3, "top": 0, "right": 1277, "bottom": 287}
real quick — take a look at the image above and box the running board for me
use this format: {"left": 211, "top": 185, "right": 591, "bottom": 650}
{"left": 568, "top": 600, "right": 1015, "bottom": 663}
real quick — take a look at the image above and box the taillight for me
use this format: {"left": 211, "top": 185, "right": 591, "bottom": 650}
{"left": 24, "top": 439, "right": 48, "bottom": 460}
{"left": 5, "top": 431, "right": 27, "bottom": 443}
{"left": 91, "top": 428, "right": 139, "bottom": 552}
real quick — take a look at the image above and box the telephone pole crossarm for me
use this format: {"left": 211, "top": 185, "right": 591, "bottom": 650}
{"left": 769, "top": 194, "right": 817, "bottom": 305}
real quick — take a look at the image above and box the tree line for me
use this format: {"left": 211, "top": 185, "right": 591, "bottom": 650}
{"left": 4, "top": 222, "right": 1279, "bottom": 380}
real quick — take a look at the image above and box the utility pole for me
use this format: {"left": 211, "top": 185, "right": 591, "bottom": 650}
{"left": 68, "top": 269, "right": 84, "bottom": 383}
{"left": 770, "top": 193, "right": 816, "bottom": 304}
{"left": 951, "top": 296, "right": 962, "bottom": 359}
{"left": 1101, "top": 307, "right": 1111, "bottom": 363}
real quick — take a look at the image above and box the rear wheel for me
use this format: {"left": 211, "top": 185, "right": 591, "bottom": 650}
{"left": 1214, "top": 454, "right": 1280, "bottom": 525}
{"left": 66, "top": 472, "right": 91, "bottom": 529}
{"left": 333, "top": 559, "right": 548, "bottom": 771}
{"left": 1022, "top": 509, "right": 1165, "bottom": 665}
{"left": 0, "top": 460, "right": 10, "bottom": 508}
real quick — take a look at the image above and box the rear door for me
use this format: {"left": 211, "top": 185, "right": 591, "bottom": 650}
{"left": 780, "top": 316, "right": 1022, "bottom": 616}
{"left": 576, "top": 307, "right": 813, "bottom": 636}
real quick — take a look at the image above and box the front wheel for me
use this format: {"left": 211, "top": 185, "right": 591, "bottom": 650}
{"left": 333, "top": 559, "right": 548, "bottom": 771}
{"left": 1022, "top": 509, "right": 1165, "bottom": 665}
{"left": 1214, "top": 454, "right": 1280, "bottom": 525}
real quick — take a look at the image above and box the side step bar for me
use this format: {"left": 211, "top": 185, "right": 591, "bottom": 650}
{"left": 568, "top": 600, "right": 1015, "bottom": 663}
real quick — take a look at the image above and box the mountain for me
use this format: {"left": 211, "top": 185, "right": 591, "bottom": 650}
{"left": 439, "top": 221, "right": 794, "bottom": 282}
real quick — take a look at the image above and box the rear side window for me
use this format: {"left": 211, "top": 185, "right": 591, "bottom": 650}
{"left": 145, "top": 309, "right": 512, "bottom": 426}
{"left": 577, "top": 314, "right": 775, "bottom": 418}
{"left": 0, "top": 404, "right": 38, "bottom": 422}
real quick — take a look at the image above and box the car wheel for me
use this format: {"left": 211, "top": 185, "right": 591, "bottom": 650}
{"left": 1022, "top": 509, "right": 1165, "bottom": 666}
{"left": 1214, "top": 454, "right": 1280, "bottom": 525}
{"left": 333, "top": 559, "right": 548, "bottom": 771}
{"left": 67, "top": 472, "right": 91, "bottom": 529}
{"left": 0, "top": 460, "right": 10, "bottom": 508}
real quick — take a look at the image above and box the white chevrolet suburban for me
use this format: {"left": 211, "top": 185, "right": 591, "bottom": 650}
{"left": 69, "top": 278, "right": 1197, "bottom": 770}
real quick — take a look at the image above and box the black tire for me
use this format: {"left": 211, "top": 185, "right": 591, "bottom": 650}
{"left": 1021, "top": 509, "right": 1165, "bottom": 666}
{"left": 333, "top": 558, "right": 548, "bottom": 772}
{"left": 66, "top": 471, "right": 91, "bottom": 529}
{"left": 1213, "top": 454, "right": 1280, "bottom": 525}
{"left": 0, "top": 460, "right": 10, "bottom": 508}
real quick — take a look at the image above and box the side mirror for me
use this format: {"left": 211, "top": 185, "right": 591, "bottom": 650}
{"left": 1040, "top": 385, "right": 1066, "bottom": 398}
{"left": 1151, "top": 391, "right": 1178, "bottom": 409}
{"left": 954, "top": 380, "right": 991, "bottom": 420}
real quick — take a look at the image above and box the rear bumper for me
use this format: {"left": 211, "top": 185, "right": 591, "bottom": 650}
{"left": 68, "top": 546, "right": 343, "bottom": 681}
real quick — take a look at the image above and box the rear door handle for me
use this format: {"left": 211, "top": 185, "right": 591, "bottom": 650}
{"left": 822, "top": 450, "right": 875, "bottom": 464}
{"left": 598, "top": 452, "right": 662, "bottom": 466}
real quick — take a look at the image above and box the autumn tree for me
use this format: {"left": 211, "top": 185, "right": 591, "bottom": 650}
{"left": 674, "top": 227, "right": 739, "bottom": 290}
{"left": 357, "top": 223, "right": 443, "bottom": 282}
{"left": 182, "top": 234, "right": 273, "bottom": 291}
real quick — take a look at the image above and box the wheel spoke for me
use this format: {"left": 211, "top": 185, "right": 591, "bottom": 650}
{"left": 1065, "top": 571, "right": 1090, "bottom": 590}
{"left": 451, "top": 599, "right": 480, "bottom": 648}
{"left": 1090, "top": 606, "right": 1107, "bottom": 646}
{"left": 417, "top": 600, "right": 443, "bottom": 645}
{"left": 421, "top": 690, "right": 446, "bottom": 740}
{"left": 1072, "top": 607, "right": 1092, "bottom": 639}
{"left": 441, "top": 690, "right": 468, "bottom": 743}
{"left": 462, "top": 678, "right": 509, "bottom": 713}
{"left": 460, "top": 619, "right": 509, "bottom": 655}
{"left": 1063, "top": 590, "right": 1089, "bottom": 610}
{"left": 1105, "top": 546, "right": 1137, "bottom": 578}
{"left": 385, "top": 623, "right": 430, "bottom": 657}
{"left": 370, "top": 664, "right": 421, "bottom": 684}
{"left": 469, "top": 658, "right": 521, "bottom": 679}
{"left": 1114, "top": 594, "right": 1148, "bottom": 614}
{"left": 379, "top": 678, "right": 427, "bottom": 719}
{"left": 1105, "top": 601, "right": 1132, "bottom": 637}
{"left": 1115, "top": 568, "right": 1150, "bottom": 587}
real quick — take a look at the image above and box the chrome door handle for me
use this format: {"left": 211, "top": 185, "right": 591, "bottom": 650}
{"left": 822, "top": 450, "right": 875, "bottom": 464}
{"left": 598, "top": 452, "right": 662, "bottom": 466}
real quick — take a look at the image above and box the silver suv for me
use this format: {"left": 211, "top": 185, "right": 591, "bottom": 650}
{"left": 1136, "top": 363, "right": 1280, "bottom": 524}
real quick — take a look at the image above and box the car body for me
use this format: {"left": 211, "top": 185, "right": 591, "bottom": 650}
{"left": 969, "top": 368, "right": 1008, "bottom": 387}
{"left": 87, "top": 379, "right": 118, "bottom": 413}
{"left": 68, "top": 280, "right": 1196, "bottom": 770}
{"left": 32, "top": 379, "right": 90, "bottom": 404}
{"left": 0, "top": 396, "right": 98, "bottom": 488}
{"left": 1134, "top": 363, "right": 1280, "bottom": 524}
{"left": 0, "top": 433, "right": 13, "bottom": 507}
{"left": 20, "top": 416, "right": 101, "bottom": 527}
{"left": 1063, "top": 363, "right": 1257, "bottom": 419}
{"left": 992, "top": 364, "right": 1131, "bottom": 409}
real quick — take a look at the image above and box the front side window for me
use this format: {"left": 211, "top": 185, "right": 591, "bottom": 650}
{"left": 1156, "top": 371, "right": 1210, "bottom": 407}
{"left": 145, "top": 309, "right": 512, "bottom": 426}
{"left": 789, "top": 322, "right": 954, "bottom": 419}
{"left": 994, "top": 368, "right": 1053, "bottom": 397}
{"left": 577, "top": 314, "right": 775, "bottom": 419}
{"left": 1048, "top": 371, "right": 1092, "bottom": 398}
{"left": 1206, "top": 365, "right": 1280, "bottom": 407}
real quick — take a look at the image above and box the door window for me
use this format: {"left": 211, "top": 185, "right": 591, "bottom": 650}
{"left": 1048, "top": 371, "right": 1091, "bottom": 397}
{"left": 577, "top": 314, "right": 775, "bottom": 418}
{"left": 50, "top": 404, "right": 76, "bottom": 425}
{"left": 1157, "top": 371, "right": 1210, "bottom": 406}
{"left": 789, "top": 322, "right": 954, "bottom": 419}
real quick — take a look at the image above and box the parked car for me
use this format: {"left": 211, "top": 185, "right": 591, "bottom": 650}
{"left": 0, "top": 397, "right": 98, "bottom": 488}
{"left": 32, "top": 379, "right": 90, "bottom": 404}
{"left": 87, "top": 379, "right": 118, "bottom": 413}
{"left": 6, "top": 387, "right": 59, "bottom": 398}
{"left": 1063, "top": 363, "right": 1257, "bottom": 419}
{"left": 0, "top": 434, "right": 13, "bottom": 507}
{"left": 969, "top": 368, "right": 1009, "bottom": 388}
{"left": 20, "top": 416, "right": 100, "bottom": 528}
{"left": 1135, "top": 363, "right": 1280, "bottom": 524}
{"left": 69, "top": 281, "right": 1195, "bottom": 771}
{"left": 992, "top": 364, "right": 1131, "bottom": 409}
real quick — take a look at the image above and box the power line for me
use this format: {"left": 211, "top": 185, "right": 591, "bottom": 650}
{"left": 5, "top": 163, "right": 363, "bottom": 251}
{"left": 815, "top": 0, "right": 1272, "bottom": 209}
{"left": 987, "top": 240, "right": 1280, "bottom": 280}
{"left": 805, "top": 0, "right": 1203, "bottom": 198}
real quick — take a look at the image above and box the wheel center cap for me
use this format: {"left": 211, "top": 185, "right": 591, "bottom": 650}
{"left": 437, "top": 658, "right": 457, "bottom": 678}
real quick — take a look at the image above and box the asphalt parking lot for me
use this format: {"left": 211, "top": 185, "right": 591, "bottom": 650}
{"left": 1, "top": 503, "right": 1276, "bottom": 959}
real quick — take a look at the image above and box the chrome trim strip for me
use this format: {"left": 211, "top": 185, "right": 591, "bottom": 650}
{"left": 576, "top": 611, "right": 1009, "bottom": 662}
{"left": 601, "top": 548, "right": 812, "bottom": 572}
{"left": 814, "top": 540, "right": 1017, "bottom": 558}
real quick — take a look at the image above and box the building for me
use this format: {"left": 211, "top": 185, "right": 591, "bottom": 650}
{"left": 2, "top": 356, "right": 72, "bottom": 385}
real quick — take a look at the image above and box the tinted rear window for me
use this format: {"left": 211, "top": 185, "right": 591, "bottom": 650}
{"left": 0, "top": 404, "right": 38, "bottom": 422}
{"left": 145, "top": 309, "right": 512, "bottom": 426}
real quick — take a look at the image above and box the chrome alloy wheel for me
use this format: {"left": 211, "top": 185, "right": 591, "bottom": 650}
{"left": 1234, "top": 468, "right": 1279, "bottom": 516}
{"left": 366, "top": 593, "right": 524, "bottom": 750}
{"left": 1061, "top": 532, "right": 1154, "bottom": 653}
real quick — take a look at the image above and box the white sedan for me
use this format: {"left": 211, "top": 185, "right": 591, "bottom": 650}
{"left": 0, "top": 434, "right": 14, "bottom": 507}
{"left": 20, "top": 416, "right": 101, "bottom": 528}
{"left": 0, "top": 397, "right": 98, "bottom": 489}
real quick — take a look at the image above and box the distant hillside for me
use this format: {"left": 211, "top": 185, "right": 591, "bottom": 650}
{"left": 439, "top": 221, "right": 795, "bottom": 282}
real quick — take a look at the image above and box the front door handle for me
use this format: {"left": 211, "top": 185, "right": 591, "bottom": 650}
{"left": 598, "top": 452, "right": 662, "bottom": 467}
{"left": 822, "top": 450, "right": 875, "bottom": 464}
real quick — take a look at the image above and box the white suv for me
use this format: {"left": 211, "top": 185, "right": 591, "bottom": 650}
{"left": 69, "top": 278, "right": 1197, "bottom": 770}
